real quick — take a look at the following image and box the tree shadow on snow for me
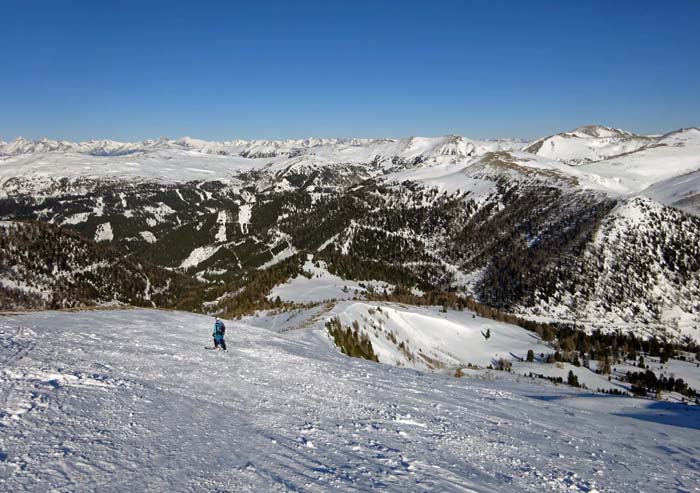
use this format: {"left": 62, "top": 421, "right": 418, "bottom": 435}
{"left": 526, "top": 393, "right": 700, "bottom": 431}
{"left": 614, "top": 401, "right": 700, "bottom": 431}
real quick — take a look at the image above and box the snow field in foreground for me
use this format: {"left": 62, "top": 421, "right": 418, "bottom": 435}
{"left": 0, "top": 309, "right": 698, "bottom": 492}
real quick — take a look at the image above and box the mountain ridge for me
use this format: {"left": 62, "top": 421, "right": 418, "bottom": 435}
{"left": 1, "top": 123, "right": 699, "bottom": 342}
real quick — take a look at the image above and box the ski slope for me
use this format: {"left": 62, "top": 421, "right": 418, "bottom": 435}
{"left": 1, "top": 309, "right": 699, "bottom": 492}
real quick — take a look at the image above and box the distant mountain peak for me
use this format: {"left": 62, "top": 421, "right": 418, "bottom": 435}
{"left": 523, "top": 125, "right": 656, "bottom": 164}
{"left": 568, "top": 125, "right": 636, "bottom": 139}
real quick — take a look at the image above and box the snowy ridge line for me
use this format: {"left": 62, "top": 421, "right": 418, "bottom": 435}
{"left": 0, "top": 304, "right": 140, "bottom": 316}
{"left": 0, "top": 134, "right": 525, "bottom": 158}
{"left": 1, "top": 128, "right": 699, "bottom": 217}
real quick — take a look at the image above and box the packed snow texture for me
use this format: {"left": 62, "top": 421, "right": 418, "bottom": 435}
{"left": 0, "top": 309, "right": 698, "bottom": 492}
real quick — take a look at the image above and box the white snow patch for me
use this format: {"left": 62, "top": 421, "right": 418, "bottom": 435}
{"left": 270, "top": 255, "right": 392, "bottom": 303}
{"left": 215, "top": 210, "right": 228, "bottom": 243}
{"left": 94, "top": 222, "right": 113, "bottom": 242}
{"left": 331, "top": 302, "right": 552, "bottom": 370}
{"left": 61, "top": 212, "right": 90, "bottom": 225}
{"left": 143, "top": 203, "right": 176, "bottom": 225}
{"left": 258, "top": 244, "right": 298, "bottom": 270}
{"left": 139, "top": 231, "right": 157, "bottom": 243}
{"left": 180, "top": 245, "right": 222, "bottom": 269}
{"left": 238, "top": 204, "right": 252, "bottom": 234}
{"left": 93, "top": 197, "right": 105, "bottom": 217}
{"left": 0, "top": 278, "right": 51, "bottom": 300}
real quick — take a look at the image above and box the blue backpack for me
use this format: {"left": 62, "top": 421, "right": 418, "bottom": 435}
{"left": 215, "top": 320, "right": 226, "bottom": 337}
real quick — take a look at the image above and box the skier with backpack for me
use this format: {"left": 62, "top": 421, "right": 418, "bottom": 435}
{"left": 211, "top": 316, "right": 227, "bottom": 351}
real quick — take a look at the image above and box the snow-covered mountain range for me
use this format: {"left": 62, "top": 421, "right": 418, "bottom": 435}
{"left": 1, "top": 126, "right": 698, "bottom": 203}
{"left": 0, "top": 134, "right": 522, "bottom": 159}
{"left": 1, "top": 124, "right": 699, "bottom": 340}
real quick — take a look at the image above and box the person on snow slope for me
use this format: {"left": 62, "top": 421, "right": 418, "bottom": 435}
{"left": 212, "top": 317, "right": 227, "bottom": 351}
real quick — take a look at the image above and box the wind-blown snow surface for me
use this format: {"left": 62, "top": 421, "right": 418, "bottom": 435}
{"left": 1, "top": 309, "right": 699, "bottom": 492}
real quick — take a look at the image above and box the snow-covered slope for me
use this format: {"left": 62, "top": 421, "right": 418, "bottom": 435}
{"left": 639, "top": 169, "right": 700, "bottom": 216}
{"left": 577, "top": 127, "right": 700, "bottom": 196}
{"left": 1, "top": 308, "right": 698, "bottom": 492}
{"left": 523, "top": 125, "right": 654, "bottom": 165}
{"left": 0, "top": 149, "right": 261, "bottom": 189}
{"left": 521, "top": 196, "right": 700, "bottom": 339}
{"left": 330, "top": 302, "right": 552, "bottom": 370}
{"left": 0, "top": 135, "right": 524, "bottom": 200}
{"left": 1, "top": 128, "right": 696, "bottom": 207}
{"left": 0, "top": 128, "right": 694, "bottom": 195}
{"left": 270, "top": 256, "right": 392, "bottom": 303}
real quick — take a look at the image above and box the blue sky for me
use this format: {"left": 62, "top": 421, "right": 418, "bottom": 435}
{"left": 1, "top": 0, "right": 699, "bottom": 141}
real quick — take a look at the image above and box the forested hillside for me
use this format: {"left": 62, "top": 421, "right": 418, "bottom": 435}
{"left": 0, "top": 221, "right": 200, "bottom": 310}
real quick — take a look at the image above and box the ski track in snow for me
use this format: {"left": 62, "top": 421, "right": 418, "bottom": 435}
{"left": 0, "top": 309, "right": 698, "bottom": 492}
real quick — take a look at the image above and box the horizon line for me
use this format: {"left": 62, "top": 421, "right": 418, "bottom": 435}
{"left": 3, "top": 123, "right": 699, "bottom": 145}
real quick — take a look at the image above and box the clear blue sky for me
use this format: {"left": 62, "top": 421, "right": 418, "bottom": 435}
{"left": 2, "top": 0, "right": 699, "bottom": 141}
